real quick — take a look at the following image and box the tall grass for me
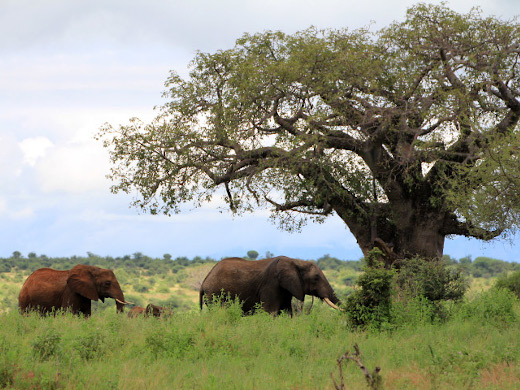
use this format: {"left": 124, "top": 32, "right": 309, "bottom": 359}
{"left": 0, "top": 294, "right": 519, "bottom": 389}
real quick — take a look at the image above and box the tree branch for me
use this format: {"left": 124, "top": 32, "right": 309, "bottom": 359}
{"left": 441, "top": 213, "right": 503, "bottom": 240}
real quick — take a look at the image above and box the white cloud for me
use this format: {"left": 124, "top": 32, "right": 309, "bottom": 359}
{"left": 0, "top": 197, "right": 35, "bottom": 220}
{"left": 0, "top": 52, "right": 173, "bottom": 93}
{"left": 1, "top": 0, "right": 499, "bottom": 54}
{"left": 0, "top": 133, "right": 23, "bottom": 181}
{"left": 35, "top": 139, "right": 111, "bottom": 194}
{"left": 0, "top": 104, "right": 159, "bottom": 197}
{"left": 10, "top": 207, "right": 35, "bottom": 220}
{"left": 19, "top": 136, "right": 54, "bottom": 166}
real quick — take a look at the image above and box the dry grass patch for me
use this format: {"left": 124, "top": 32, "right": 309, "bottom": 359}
{"left": 383, "top": 364, "right": 432, "bottom": 390}
{"left": 478, "top": 362, "right": 520, "bottom": 389}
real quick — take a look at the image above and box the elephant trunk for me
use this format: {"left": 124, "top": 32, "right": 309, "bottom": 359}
{"left": 112, "top": 288, "right": 128, "bottom": 313}
{"left": 116, "top": 300, "right": 124, "bottom": 313}
{"left": 318, "top": 284, "right": 342, "bottom": 311}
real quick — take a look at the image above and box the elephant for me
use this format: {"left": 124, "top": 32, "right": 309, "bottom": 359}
{"left": 128, "top": 306, "right": 146, "bottom": 317}
{"left": 199, "top": 256, "right": 341, "bottom": 315}
{"left": 128, "top": 304, "right": 172, "bottom": 318}
{"left": 18, "top": 264, "right": 131, "bottom": 316}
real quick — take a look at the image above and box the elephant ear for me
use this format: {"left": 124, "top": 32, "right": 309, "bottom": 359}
{"left": 67, "top": 266, "right": 99, "bottom": 301}
{"left": 277, "top": 259, "right": 305, "bottom": 301}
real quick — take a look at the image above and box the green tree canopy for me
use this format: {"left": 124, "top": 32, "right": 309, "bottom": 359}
{"left": 99, "top": 4, "right": 520, "bottom": 262}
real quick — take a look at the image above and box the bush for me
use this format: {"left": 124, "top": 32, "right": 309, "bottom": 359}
{"left": 345, "top": 254, "right": 471, "bottom": 329}
{"left": 0, "top": 361, "right": 13, "bottom": 388}
{"left": 32, "top": 329, "right": 61, "bottom": 361}
{"left": 341, "top": 274, "right": 357, "bottom": 287}
{"left": 204, "top": 293, "right": 244, "bottom": 323}
{"left": 395, "top": 257, "right": 468, "bottom": 302}
{"left": 73, "top": 331, "right": 107, "bottom": 361}
{"left": 145, "top": 329, "right": 195, "bottom": 359}
{"left": 456, "top": 288, "right": 518, "bottom": 325}
{"left": 343, "top": 249, "right": 394, "bottom": 329}
{"left": 471, "top": 257, "right": 512, "bottom": 278}
{"left": 494, "top": 270, "right": 520, "bottom": 298}
{"left": 134, "top": 284, "right": 149, "bottom": 293}
{"left": 390, "top": 295, "right": 438, "bottom": 328}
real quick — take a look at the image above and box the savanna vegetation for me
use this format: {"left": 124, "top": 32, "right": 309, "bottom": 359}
{"left": 0, "top": 251, "right": 520, "bottom": 389}
{"left": 1, "top": 252, "right": 520, "bottom": 388}
{"left": 0, "top": 251, "right": 517, "bottom": 313}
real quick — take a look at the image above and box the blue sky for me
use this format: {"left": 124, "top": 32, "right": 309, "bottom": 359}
{"left": 1, "top": 0, "right": 519, "bottom": 262}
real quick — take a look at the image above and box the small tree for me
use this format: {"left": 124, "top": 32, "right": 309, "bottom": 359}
{"left": 246, "top": 250, "right": 259, "bottom": 260}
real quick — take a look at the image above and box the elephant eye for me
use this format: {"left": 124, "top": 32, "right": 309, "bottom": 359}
{"left": 104, "top": 281, "right": 111, "bottom": 287}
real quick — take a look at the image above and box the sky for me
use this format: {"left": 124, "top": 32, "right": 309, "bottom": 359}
{"left": 1, "top": 0, "right": 520, "bottom": 262}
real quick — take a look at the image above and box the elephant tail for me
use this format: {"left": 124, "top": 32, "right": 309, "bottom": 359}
{"left": 199, "top": 289, "right": 204, "bottom": 310}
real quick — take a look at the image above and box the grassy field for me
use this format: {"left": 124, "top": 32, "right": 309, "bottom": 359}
{"left": 1, "top": 261, "right": 519, "bottom": 389}
{"left": 0, "top": 296, "right": 519, "bottom": 389}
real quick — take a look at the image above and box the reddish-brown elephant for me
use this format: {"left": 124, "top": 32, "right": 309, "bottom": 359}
{"left": 18, "top": 264, "right": 130, "bottom": 316}
{"left": 199, "top": 256, "right": 341, "bottom": 315}
{"left": 128, "top": 304, "right": 172, "bottom": 318}
{"left": 128, "top": 306, "right": 146, "bottom": 317}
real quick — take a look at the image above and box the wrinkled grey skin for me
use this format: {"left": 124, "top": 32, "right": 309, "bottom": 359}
{"left": 18, "top": 264, "right": 127, "bottom": 316}
{"left": 199, "top": 256, "right": 340, "bottom": 315}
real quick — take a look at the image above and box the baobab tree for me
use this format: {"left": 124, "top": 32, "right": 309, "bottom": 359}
{"left": 98, "top": 4, "right": 520, "bottom": 263}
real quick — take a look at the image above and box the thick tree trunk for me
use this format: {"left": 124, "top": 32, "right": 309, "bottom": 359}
{"left": 339, "top": 205, "right": 446, "bottom": 266}
{"left": 397, "top": 222, "right": 445, "bottom": 259}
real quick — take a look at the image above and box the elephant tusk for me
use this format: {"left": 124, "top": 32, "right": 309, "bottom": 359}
{"left": 115, "top": 298, "right": 134, "bottom": 305}
{"left": 324, "top": 297, "right": 341, "bottom": 311}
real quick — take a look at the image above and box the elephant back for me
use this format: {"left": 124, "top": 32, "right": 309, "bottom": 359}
{"left": 200, "top": 257, "right": 275, "bottom": 306}
{"left": 18, "top": 268, "right": 70, "bottom": 313}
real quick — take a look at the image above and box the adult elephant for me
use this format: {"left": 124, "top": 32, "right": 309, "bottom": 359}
{"left": 18, "top": 264, "right": 130, "bottom": 316}
{"left": 199, "top": 256, "right": 341, "bottom": 315}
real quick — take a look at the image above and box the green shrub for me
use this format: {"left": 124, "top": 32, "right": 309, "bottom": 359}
{"left": 343, "top": 250, "right": 394, "bottom": 329}
{"left": 456, "top": 288, "right": 517, "bottom": 325}
{"left": 0, "top": 335, "right": 13, "bottom": 388}
{"left": 204, "top": 294, "right": 244, "bottom": 324}
{"left": 395, "top": 257, "right": 468, "bottom": 302}
{"left": 390, "top": 295, "right": 438, "bottom": 328}
{"left": 494, "top": 270, "right": 520, "bottom": 298}
{"left": 471, "top": 257, "right": 512, "bottom": 278}
{"left": 73, "top": 331, "right": 107, "bottom": 361}
{"left": 145, "top": 328, "right": 195, "bottom": 359}
{"left": 32, "top": 329, "right": 61, "bottom": 361}
{"left": 0, "top": 361, "right": 13, "bottom": 388}
{"left": 134, "top": 284, "right": 149, "bottom": 293}
{"left": 341, "top": 274, "right": 357, "bottom": 287}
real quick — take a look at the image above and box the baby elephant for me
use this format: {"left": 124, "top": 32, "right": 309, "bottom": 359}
{"left": 128, "top": 304, "right": 172, "bottom": 318}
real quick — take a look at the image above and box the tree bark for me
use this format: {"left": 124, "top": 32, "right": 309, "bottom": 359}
{"left": 337, "top": 200, "right": 447, "bottom": 265}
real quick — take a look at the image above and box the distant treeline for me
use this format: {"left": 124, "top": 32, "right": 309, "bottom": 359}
{"left": 0, "top": 251, "right": 216, "bottom": 275}
{"left": 0, "top": 251, "right": 517, "bottom": 278}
